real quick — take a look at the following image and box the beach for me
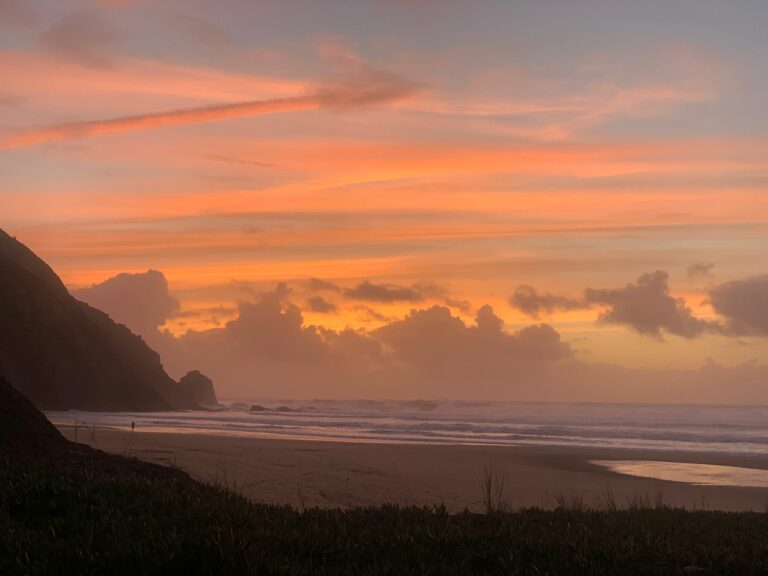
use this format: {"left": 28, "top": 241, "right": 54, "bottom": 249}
{"left": 56, "top": 425, "right": 768, "bottom": 512}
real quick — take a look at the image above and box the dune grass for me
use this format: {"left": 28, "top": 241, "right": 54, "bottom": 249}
{"left": 1, "top": 460, "right": 767, "bottom": 576}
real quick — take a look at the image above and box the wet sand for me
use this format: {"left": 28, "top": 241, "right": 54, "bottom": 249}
{"left": 57, "top": 425, "right": 768, "bottom": 512}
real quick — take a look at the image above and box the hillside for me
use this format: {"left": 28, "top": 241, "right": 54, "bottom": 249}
{"left": 0, "top": 229, "right": 207, "bottom": 411}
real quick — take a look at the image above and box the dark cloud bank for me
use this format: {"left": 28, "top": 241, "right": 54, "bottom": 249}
{"left": 584, "top": 271, "right": 717, "bottom": 339}
{"left": 74, "top": 270, "right": 768, "bottom": 403}
{"left": 510, "top": 270, "right": 766, "bottom": 341}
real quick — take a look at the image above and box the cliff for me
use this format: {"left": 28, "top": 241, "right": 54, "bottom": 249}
{"left": 0, "top": 228, "right": 211, "bottom": 411}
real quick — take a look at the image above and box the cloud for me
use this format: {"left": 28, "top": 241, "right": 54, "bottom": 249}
{"left": 71, "top": 271, "right": 768, "bottom": 402}
{"left": 90, "top": 0, "right": 135, "bottom": 5}
{"left": 687, "top": 262, "right": 715, "bottom": 278}
{"left": 167, "top": 13, "right": 234, "bottom": 48}
{"left": 170, "top": 306, "right": 236, "bottom": 328}
{"left": 509, "top": 285, "right": 582, "bottom": 318}
{"left": 223, "top": 293, "right": 329, "bottom": 363}
{"left": 2, "top": 96, "right": 317, "bottom": 150}
{"left": 352, "top": 305, "right": 392, "bottom": 323}
{"left": 306, "top": 296, "right": 338, "bottom": 313}
{"left": 709, "top": 275, "right": 768, "bottom": 337}
{"left": 73, "top": 270, "right": 179, "bottom": 335}
{"left": 173, "top": 306, "right": 236, "bottom": 319}
{"left": 0, "top": 0, "right": 40, "bottom": 29}
{"left": 374, "top": 305, "right": 570, "bottom": 387}
{"left": 344, "top": 281, "right": 424, "bottom": 303}
{"left": 584, "top": 270, "right": 716, "bottom": 339}
{"left": 39, "top": 11, "right": 121, "bottom": 68}
{"left": 445, "top": 298, "right": 472, "bottom": 314}
{"left": 153, "top": 285, "right": 386, "bottom": 396}
{"left": 0, "top": 51, "right": 420, "bottom": 149}
{"left": 306, "top": 278, "right": 341, "bottom": 292}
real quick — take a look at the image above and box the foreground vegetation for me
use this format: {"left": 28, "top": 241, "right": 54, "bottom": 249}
{"left": 1, "top": 461, "right": 767, "bottom": 575}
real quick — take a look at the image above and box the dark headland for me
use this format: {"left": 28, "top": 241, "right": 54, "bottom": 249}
{"left": 0, "top": 228, "right": 215, "bottom": 411}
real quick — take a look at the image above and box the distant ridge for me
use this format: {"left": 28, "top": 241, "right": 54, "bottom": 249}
{"left": 0, "top": 228, "right": 209, "bottom": 411}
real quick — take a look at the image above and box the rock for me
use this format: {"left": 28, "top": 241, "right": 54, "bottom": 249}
{"left": 177, "top": 370, "right": 219, "bottom": 406}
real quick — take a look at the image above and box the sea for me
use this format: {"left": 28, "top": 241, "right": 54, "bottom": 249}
{"left": 46, "top": 398, "right": 768, "bottom": 456}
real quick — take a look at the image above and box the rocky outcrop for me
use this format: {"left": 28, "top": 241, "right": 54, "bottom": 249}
{"left": 178, "top": 370, "right": 219, "bottom": 406}
{"left": 0, "top": 228, "right": 214, "bottom": 411}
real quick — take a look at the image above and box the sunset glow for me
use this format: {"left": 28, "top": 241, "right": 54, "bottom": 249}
{"left": 2, "top": 0, "right": 768, "bottom": 400}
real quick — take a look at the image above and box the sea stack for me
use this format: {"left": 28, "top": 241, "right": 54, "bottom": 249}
{"left": 178, "top": 370, "right": 219, "bottom": 406}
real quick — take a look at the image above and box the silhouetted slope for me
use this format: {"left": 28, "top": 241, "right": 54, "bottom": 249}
{"left": 0, "top": 375, "right": 185, "bottom": 481}
{"left": 0, "top": 229, "right": 201, "bottom": 411}
{"left": 0, "top": 375, "right": 66, "bottom": 457}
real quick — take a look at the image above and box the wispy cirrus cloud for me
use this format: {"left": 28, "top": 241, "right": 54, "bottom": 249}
{"left": 0, "top": 52, "right": 420, "bottom": 149}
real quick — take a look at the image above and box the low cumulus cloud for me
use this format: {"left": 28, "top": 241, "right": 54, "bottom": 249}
{"left": 171, "top": 306, "right": 236, "bottom": 328}
{"left": 72, "top": 269, "right": 768, "bottom": 401}
{"left": 445, "top": 298, "right": 472, "bottom": 314}
{"left": 687, "top": 262, "right": 715, "bottom": 279}
{"left": 709, "top": 275, "right": 768, "bottom": 337}
{"left": 512, "top": 270, "right": 768, "bottom": 342}
{"left": 74, "top": 271, "right": 574, "bottom": 398}
{"left": 344, "top": 281, "right": 424, "bottom": 303}
{"left": 374, "top": 305, "right": 571, "bottom": 389}
{"left": 509, "top": 285, "right": 582, "bottom": 319}
{"left": 73, "top": 270, "right": 179, "bottom": 336}
{"left": 305, "top": 296, "right": 338, "bottom": 313}
{"left": 584, "top": 271, "right": 716, "bottom": 339}
{"left": 352, "top": 305, "right": 392, "bottom": 323}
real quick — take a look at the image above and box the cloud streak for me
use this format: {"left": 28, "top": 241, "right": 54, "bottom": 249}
{"left": 0, "top": 59, "right": 419, "bottom": 149}
{"left": 1, "top": 96, "right": 317, "bottom": 149}
{"left": 344, "top": 281, "right": 424, "bottom": 303}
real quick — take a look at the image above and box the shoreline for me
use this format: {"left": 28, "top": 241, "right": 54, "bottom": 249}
{"left": 55, "top": 424, "right": 768, "bottom": 512}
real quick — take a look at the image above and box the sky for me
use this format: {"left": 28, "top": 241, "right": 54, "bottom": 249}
{"left": 2, "top": 0, "right": 768, "bottom": 402}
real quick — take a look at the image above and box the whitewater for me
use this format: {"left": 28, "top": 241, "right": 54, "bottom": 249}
{"left": 46, "top": 399, "right": 768, "bottom": 455}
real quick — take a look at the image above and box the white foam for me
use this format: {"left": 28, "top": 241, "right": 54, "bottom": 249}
{"left": 45, "top": 399, "right": 768, "bottom": 454}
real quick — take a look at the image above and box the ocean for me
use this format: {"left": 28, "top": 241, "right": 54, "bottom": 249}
{"left": 46, "top": 399, "right": 768, "bottom": 455}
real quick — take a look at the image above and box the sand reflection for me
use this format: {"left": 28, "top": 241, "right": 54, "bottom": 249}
{"left": 592, "top": 460, "right": 768, "bottom": 488}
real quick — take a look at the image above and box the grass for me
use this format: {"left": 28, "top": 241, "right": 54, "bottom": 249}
{"left": 1, "top": 460, "right": 768, "bottom": 576}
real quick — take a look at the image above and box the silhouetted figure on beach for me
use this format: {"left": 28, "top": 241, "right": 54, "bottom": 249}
{"left": 131, "top": 421, "right": 135, "bottom": 431}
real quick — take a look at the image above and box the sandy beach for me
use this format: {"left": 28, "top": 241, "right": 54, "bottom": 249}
{"left": 56, "top": 425, "right": 768, "bottom": 512}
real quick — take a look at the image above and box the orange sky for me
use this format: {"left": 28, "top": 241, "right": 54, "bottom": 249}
{"left": 2, "top": 1, "right": 768, "bottom": 399}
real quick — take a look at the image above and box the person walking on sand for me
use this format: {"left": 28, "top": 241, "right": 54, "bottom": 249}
{"left": 131, "top": 421, "right": 135, "bottom": 431}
